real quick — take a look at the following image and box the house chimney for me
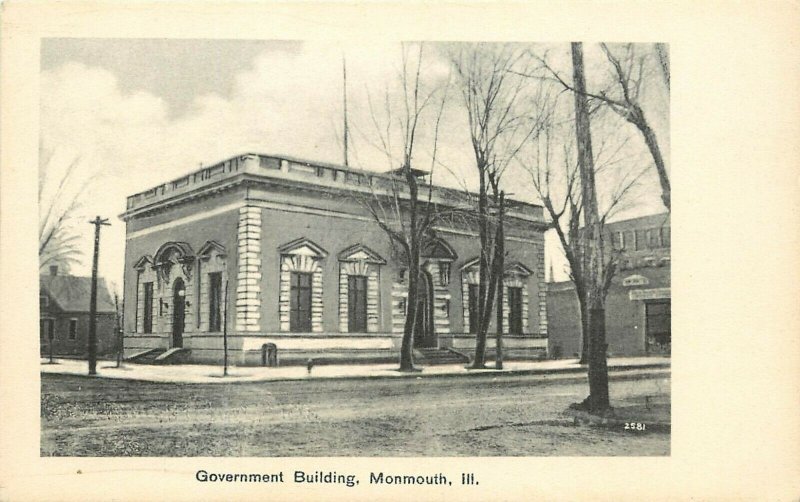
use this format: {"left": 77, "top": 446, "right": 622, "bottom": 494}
{"left": 49, "top": 265, "right": 58, "bottom": 276}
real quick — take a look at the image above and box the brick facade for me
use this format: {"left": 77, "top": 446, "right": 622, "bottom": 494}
{"left": 546, "top": 213, "right": 670, "bottom": 359}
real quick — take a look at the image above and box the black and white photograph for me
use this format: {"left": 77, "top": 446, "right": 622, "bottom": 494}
{"left": 2, "top": 2, "right": 799, "bottom": 501}
{"left": 37, "top": 39, "right": 671, "bottom": 457}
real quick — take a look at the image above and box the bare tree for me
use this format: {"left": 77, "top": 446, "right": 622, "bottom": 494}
{"left": 522, "top": 45, "right": 647, "bottom": 412}
{"left": 449, "top": 43, "right": 549, "bottom": 368}
{"left": 654, "top": 43, "right": 670, "bottom": 91}
{"left": 39, "top": 150, "right": 92, "bottom": 273}
{"left": 356, "top": 43, "right": 450, "bottom": 371}
{"left": 528, "top": 43, "right": 670, "bottom": 211}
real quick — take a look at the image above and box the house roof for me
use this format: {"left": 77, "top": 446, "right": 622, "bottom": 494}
{"left": 606, "top": 212, "right": 670, "bottom": 231}
{"left": 40, "top": 275, "right": 116, "bottom": 313}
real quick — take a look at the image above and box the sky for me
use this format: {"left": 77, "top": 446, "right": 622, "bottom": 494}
{"left": 39, "top": 39, "right": 669, "bottom": 292}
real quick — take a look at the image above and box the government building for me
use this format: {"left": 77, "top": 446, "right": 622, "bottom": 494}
{"left": 120, "top": 153, "right": 549, "bottom": 365}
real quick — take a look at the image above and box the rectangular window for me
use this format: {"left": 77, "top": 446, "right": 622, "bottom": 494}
{"left": 439, "top": 263, "right": 450, "bottom": 286}
{"left": 40, "top": 294, "right": 49, "bottom": 309}
{"left": 618, "top": 231, "right": 626, "bottom": 250}
{"left": 347, "top": 275, "right": 368, "bottom": 332}
{"left": 508, "top": 287, "right": 523, "bottom": 335}
{"left": 648, "top": 228, "right": 661, "bottom": 248}
{"left": 660, "top": 226, "right": 671, "bottom": 248}
{"left": 209, "top": 272, "right": 223, "bottom": 332}
{"left": 68, "top": 319, "right": 78, "bottom": 340}
{"left": 40, "top": 319, "right": 54, "bottom": 341}
{"left": 290, "top": 272, "right": 312, "bottom": 332}
{"left": 611, "top": 231, "right": 621, "bottom": 250}
{"left": 635, "top": 230, "right": 646, "bottom": 251}
{"left": 625, "top": 231, "right": 634, "bottom": 250}
{"left": 143, "top": 282, "right": 154, "bottom": 334}
{"left": 468, "top": 284, "right": 479, "bottom": 334}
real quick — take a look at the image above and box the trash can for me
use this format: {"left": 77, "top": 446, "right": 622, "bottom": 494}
{"left": 261, "top": 343, "right": 278, "bottom": 367}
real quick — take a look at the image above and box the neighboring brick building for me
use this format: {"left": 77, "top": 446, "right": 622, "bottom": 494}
{"left": 547, "top": 213, "right": 671, "bottom": 358}
{"left": 120, "top": 153, "right": 549, "bottom": 365}
{"left": 39, "top": 266, "right": 118, "bottom": 357}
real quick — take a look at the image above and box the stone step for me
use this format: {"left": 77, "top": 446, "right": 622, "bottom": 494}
{"left": 126, "top": 348, "right": 166, "bottom": 364}
{"left": 154, "top": 348, "right": 191, "bottom": 365}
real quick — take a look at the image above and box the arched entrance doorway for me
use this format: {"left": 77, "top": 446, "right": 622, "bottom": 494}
{"left": 172, "top": 277, "right": 186, "bottom": 348}
{"left": 413, "top": 270, "right": 436, "bottom": 348}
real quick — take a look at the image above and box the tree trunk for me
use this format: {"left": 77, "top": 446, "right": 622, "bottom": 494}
{"left": 571, "top": 42, "right": 611, "bottom": 413}
{"left": 400, "top": 254, "right": 419, "bottom": 371}
{"left": 473, "top": 169, "right": 490, "bottom": 368}
{"left": 586, "top": 307, "right": 610, "bottom": 411}
{"left": 399, "top": 163, "right": 420, "bottom": 372}
{"left": 473, "top": 312, "right": 488, "bottom": 368}
{"left": 577, "top": 289, "right": 589, "bottom": 364}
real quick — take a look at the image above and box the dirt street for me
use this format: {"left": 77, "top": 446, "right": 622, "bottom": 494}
{"left": 41, "top": 370, "right": 670, "bottom": 456}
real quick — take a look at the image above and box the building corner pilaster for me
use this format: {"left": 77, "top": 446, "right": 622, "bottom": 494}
{"left": 236, "top": 206, "right": 262, "bottom": 332}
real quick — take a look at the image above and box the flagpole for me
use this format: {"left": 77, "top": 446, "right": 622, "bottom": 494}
{"left": 342, "top": 53, "right": 349, "bottom": 166}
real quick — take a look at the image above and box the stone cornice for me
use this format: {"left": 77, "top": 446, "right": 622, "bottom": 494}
{"left": 121, "top": 153, "right": 549, "bottom": 229}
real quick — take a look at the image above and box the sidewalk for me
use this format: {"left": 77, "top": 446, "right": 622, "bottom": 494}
{"left": 41, "top": 356, "right": 670, "bottom": 384}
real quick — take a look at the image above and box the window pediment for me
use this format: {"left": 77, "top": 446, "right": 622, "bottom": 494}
{"left": 153, "top": 242, "right": 195, "bottom": 266}
{"left": 504, "top": 262, "right": 533, "bottom": 277}
{"left": 278, "top": 238, "right": 328, "bottom": 258}
{"left": 460, "top": 257, "right": 480, "bottom": 271}
{"left": 198, "top": 240, "right": 227, "bottom": 259}
{"left": 338, "top": 244, "right": 386, "bottom": 264}
{"left": 422, "top": 238, "right": 457, "bottom": 261}
{"left": 133, "top": 255, "right": 154, "bottom": 271}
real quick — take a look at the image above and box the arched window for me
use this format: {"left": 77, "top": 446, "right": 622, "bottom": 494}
{"left": 151, "top": 242, "right": 195, "bottom": 335}
{"left": 391, "top": 237, "right": 457, "bottom": 335}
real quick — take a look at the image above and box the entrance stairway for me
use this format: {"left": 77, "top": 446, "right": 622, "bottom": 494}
{"left": 125, "top": 348, "right": 190, "bottom": 365}
{"left": 413, "top": 347, "right": 470, "bottom": 366}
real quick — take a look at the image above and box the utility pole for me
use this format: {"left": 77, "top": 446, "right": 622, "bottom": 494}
{"left": 223, "top": 279, "right": 229, "bottom": 376}
{"left": 87, "top": 216, "right": 110, "bottom": 376}
{"left": 342, "top": 54, "right": 349, "bottom": 166}
{"left": 494, "top": 192, "right": 505, "bottom": 370}
{"left": 114, "top": 292, "right": 123, "bottom": 368}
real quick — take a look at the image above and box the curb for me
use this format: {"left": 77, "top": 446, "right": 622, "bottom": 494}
{"left": 258, "top": 365, "right": 671, "bottom": 385}
{"left": 41, "top": 362, "right": 670, "bottom": 385}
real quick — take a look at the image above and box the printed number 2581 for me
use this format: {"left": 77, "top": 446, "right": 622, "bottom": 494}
{"left": 624, "top": 422, "right": 646, "bottom": 431}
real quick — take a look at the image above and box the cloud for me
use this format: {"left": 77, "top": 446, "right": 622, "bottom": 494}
{"left": 40, "top": 42, "right": 668, "bottom": 288}
{"left": 39, "top": 45, "right": 435, "bottom": 286}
